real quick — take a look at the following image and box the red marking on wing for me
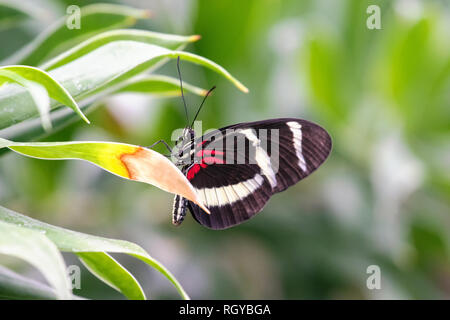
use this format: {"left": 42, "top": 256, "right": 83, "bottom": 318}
{"left": 187, "top": 163, "right": 208, "bottom": 180}
{"left": 186, "top": 150, "right": 225, "bottom": 180}
{"left": 196, "top": 140, "right": 207, "bottom": 147}
{"left": 202, "top": 157, "right": 225, "bottom": 165}
{"left": 195, "top": 149, "right": 224, "bottom": 157}
{"left": 187, "top": 164, "right": 200, "bottom": 180}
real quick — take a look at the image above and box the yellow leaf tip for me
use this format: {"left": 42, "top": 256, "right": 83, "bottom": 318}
{"left": 189, "top": 35, "right": 202, "bottom": 42}
{"left": 79, "top": 113, "right": 90, "bottom": 124}
{"left": 238, "top": 83, "right": 249, "bottom": 93}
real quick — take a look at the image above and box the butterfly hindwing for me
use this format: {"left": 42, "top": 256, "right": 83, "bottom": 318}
{"left": 186, "top": 164, "right": 273, "bottom": 229}
{"left": 180, "top": 118, "right": 332, "bottom": 230}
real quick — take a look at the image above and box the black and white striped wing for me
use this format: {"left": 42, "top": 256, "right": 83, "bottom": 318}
{"left": 187, "top": 164, "right": 273, "bottom": 229}
{"left": 185, "top": 118, "right": 332, "bottom": 230}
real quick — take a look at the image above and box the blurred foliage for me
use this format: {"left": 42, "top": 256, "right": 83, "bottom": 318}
{"left": 1, "top": 0, "right": 450, "bottom": 299}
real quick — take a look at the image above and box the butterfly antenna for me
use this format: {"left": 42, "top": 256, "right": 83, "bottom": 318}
{"left": 190, "top": 86, "right": 216, "bottom": 128}
{"left": 177, "top": 56, "right": 190, "bottom": 127}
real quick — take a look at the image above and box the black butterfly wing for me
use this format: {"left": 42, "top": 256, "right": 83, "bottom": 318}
{"left": 187, "top": 164, "right": 273, "bottom": 229}
{"left": 233, "top": 118, "right": 332, "bottom": 193}
{"left": 184, "top": 118, "right": 332, "bottom": 230}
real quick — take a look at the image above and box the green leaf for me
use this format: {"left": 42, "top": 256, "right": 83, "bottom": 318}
{"left": 4, "top": 3, "right": 150, "bottom": 66}
{"left": 49, "top": 41, "right": 248, "bottom": 102}
{"left": 0, "top": 40, "right": 247, "bottom": 131}
{"left": 0, "top": 68, "right": 51, "bottom": 131}
{"left": 0, "top": 101, "right": 97, "bottom": 144}
{"left": 0, "top": 138, "right": 209, "bottom": 213}
{"left": 77, "top": 252, "right": 146, "bottom": 300}
{"left": 0, "top": 265, "right": 57, "bottom": 300}
{"left": 0, "top": 220, "right": 72, "bottom": 300}
{"left": 113, "top": 74, "right": 208, "bottom": 97}
{"left": 0, "top": 205, "right": 190, "bottom": 299}
{"left": 172, "top": 51, "right": 249, "bottom": 93}
{"left": 0, "top": 65, "right": 89, "bottom": 128}
{"left": 0, "top": 137, "right": 12, "bottom": 148}
{"left": 42, "top": 29, "right": 201, "bottom": 71}
{"left": 1, "top": 73, "right": 209, "bottom": 142}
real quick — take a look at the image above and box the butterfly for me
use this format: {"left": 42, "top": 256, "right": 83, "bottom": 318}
{"left": 152, "top": 58, "right": 332, "bottom": 230}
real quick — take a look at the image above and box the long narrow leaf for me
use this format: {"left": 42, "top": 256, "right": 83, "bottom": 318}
{"left": 0, "top": 68, "right": 51, "bottom": 130}
{"left": 77, "top": 252, "right": 146, "bottom": 300}
{"left": 1, "top": 72, "right": 208, "bottom": 142}
{"left": 0, "top": 220, "right": 71, "bottom": 299}
{"left": 0, "top": 138, "right": 209, "bottom": 213}
{"left": 42, "top": 29, "right": 201, "bottom": 71}
{"left": 0, "top": 101, "right": 97, "bottom": 144}
{"left": 0, "top": 41, "right": 246, "bottom": 131}
{"left": 49, "top": 41, "right": 248, "bottom": 102}
{"left": 0, "top": 206, "right": 190, "bottom": 299}
{"left": 0, "top": 65, "right": 89, "bottom": 124}
{"left": 113, "top": 74, "right": 208, "bottom": 97}
{"left": 173, "top": 51, "right": 249, "bottom": 93}
{"left": 0, "top": 265, "right": 57, "bottom": 300}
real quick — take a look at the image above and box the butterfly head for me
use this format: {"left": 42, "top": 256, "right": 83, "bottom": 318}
{"left": 174, "top": 127, "right": 195, "bottom": 165}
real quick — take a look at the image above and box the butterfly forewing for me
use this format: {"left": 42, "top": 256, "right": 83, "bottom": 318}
{"left": 179, "top": 118, "right": 332, "bottom": 230}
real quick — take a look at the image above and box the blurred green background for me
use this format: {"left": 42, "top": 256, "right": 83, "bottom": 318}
{"left": 1, "top": 0, "right": 450, "bottom": 299}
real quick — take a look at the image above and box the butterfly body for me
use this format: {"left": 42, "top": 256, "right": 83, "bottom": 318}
{"left": 172, "top": 193, "right": 188, "bottom": 226}
{"left": 171, "top": 118, "right": 332, "bottom": 230}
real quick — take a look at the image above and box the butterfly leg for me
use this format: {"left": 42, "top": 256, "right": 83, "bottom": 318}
{"left": 147, "top": 140, "right": 173, "bottom": 153}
